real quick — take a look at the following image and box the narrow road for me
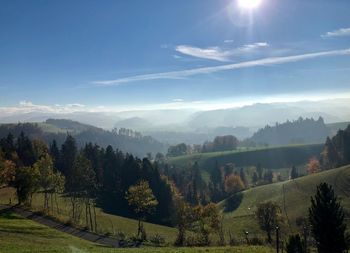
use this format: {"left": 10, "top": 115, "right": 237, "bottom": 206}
{"left": 0, "top": 205, "right": 119, "bottom": 248}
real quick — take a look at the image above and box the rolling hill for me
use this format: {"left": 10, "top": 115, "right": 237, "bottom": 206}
{"left": 0, "top": 119, "right": 167, "bottom": 157}
{"left": 219, "top": 165, "right": 350, "bottom": 237}
{"left": 168, "top": 144, "right": 324, "bottom": 170}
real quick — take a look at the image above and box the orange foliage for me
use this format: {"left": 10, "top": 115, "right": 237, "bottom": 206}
{"left": 307, "top": 157, "right": 320, "bottom": 174}
{"left": 224, "top": 174, "right": 244, "bottom": 194}
{"left": 0, "top": 160, "right": 16, "bottom": 185}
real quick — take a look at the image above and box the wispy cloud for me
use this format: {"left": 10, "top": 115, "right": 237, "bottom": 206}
{"left": 93, "top": 48, "right": 350, "bottom": 86}
{"left": 238, "top": 42, "right": 269, "bottom": 52}
{"left": 0, "top": 101, "right": 88, "bottom": 115}
{"left": 175, "top": 42, "right": 269, "bottom": 61}
{"left": 224, "top": 39, "right": 234, "bottom": 43}
{"left": 321, "top": 28, "right": 350, "bottom": 38}
{"left": 175, "top": 45, "right": 232, "bottom": 61}
{"left": 172, "top": 98, "right": 184, "bottom": 102}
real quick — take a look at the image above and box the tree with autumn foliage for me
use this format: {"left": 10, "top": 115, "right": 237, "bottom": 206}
{"left": 194, "top": 203, "right": 221, "bottom": 246}
{"left": 0, "top": 151, "right": 16, "bottom": 187}
{"left": 34, "top": 154, "right": 65, "bottom": 212}
{"left": 126, "top": 180, "right": 158, "bottom": 239}
{"left": 174, "top": 194, "right": 193, "bottom": 246}
{"left": 224, "top": 174, "right": 244, "bottom": 195}
{"left": 307, "top": 157, "right": 320, "bottom": 174}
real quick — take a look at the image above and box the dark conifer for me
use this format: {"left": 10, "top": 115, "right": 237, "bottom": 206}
{"left": 309, "top": 183, "right": 349, "bottom": 253}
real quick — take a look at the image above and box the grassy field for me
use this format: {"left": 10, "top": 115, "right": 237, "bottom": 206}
{"left": 2, "top": 165, "right": 349, "bottom": 244}
{"left": 219, "top": 165, "right": 350, "bottom": 238}
{"left": 168, "top": 144, "right": 324, "bottom": 170}
{"left": 0, "top": 188, "right": 177, "bottom": 243}
{"left": 0, "top": 211, "right": 273, "bottom": 253}
{"left": 37, "top": 122, "right": 68, "bottom": 133}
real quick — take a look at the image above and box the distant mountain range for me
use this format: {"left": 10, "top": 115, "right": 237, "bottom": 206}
{"left": 1, "top": 98, "right": 349, "bottom": 145}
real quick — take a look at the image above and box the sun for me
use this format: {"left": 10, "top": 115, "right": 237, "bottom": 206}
{"left": 238, "top": 0, "right": 263, "bottom": 9}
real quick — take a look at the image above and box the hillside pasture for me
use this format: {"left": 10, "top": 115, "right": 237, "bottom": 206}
{"left": 219, "top": 165, "right": 350, "bottom": 238}
{"left": 168, "top": 144, "right": 324, "bottom": 170}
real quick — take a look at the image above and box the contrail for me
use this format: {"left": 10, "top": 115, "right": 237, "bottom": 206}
{"left": 93, "top": 48, "right": 350, "bottom": 86}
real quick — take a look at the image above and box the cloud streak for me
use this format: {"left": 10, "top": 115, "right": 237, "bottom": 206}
{"left": 175, "top": 42, "right": 269, "bottom": 61}
{"left": 322, "top": 28, "right": 350, "bottom": 38}
{"left": 93, "top": 48, "right": 350, "bottom": 86}
{"left": 175, "top": 45, "right": 232, "bottom": 61}
{"left": 0, "top": 101, "right": 88, "bottom": 116}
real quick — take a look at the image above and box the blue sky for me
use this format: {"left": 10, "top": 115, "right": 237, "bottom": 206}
{"left": 0, "top": 0, "right": 350, "bottom": 112}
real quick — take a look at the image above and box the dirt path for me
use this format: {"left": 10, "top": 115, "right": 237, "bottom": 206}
{"left": 0, "top": 205, "right": 119, "bottom": 248}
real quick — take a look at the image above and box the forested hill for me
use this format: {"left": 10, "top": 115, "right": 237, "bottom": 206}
{"left": 248, "top": 117, "right": 330, "bottom": 146}
{"left": 0, "top": 119, "right": 166, "bottom": 157}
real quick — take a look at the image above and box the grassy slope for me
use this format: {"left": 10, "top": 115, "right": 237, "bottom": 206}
{"left": 0, "top": 188, "right": 177, "bottom": 243}
{"left": 326, "top": 121, "right": 350, "bottom": 136}
{"left": 0, "top": 211, "right": 273, "bottom": 253}
{"left": 36, "top": 122, "right": 67, "bottom": 134}
{"left": 219, "top": 165, "right": 350, "bottom": 237}
{"left": 1, "top": 164, "right": 348, "bottom": 246}
{"left": 168, "top": 144, "right": 323, "bottom": 169}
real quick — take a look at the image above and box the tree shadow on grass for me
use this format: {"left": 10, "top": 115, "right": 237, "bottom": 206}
{"left": 222, "top": 192, "right": 243, "bottom": 213}
{"left": 0, "top": 211, "right": 23, "bottom": 220}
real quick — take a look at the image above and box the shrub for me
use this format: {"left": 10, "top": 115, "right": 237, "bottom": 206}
{"left": 149, "top": 233, "right": 165, "bottom": 246}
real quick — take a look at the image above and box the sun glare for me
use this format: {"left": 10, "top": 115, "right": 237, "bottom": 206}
{"left": 238, "top": 0, "right": 263, "bottom": 9}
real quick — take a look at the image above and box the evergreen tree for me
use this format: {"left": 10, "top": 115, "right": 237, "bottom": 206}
{"left": 0, "top": 133, "right": 15, "bottom": 160}
{"left": 286, "top": 234, "right": 303, "bottom": 253}
{"left": 252, "top": 171, "right": 258, "bottom": 185}
{"left": 309, "top": 183, "right": 349, "bottom": 253}
{"left": 60, "top": 135, "right": 77, "bottom": 178}
{"left": 49, "top": 140, "right": 60, "bottom": 171}
{"left": 16, "top": 132, "right": 36, "bottom": 166}
{"left": 264, "top": 170, "right": 273, "bottom": 183}
{"left": 210, "top": 160, "right": 222, "bottom": 189}
{"left": 290, "top": 165, "right": 299, "bottom": 179}
{"left": 257, "top": 163, "right": 263, "bottom": 180}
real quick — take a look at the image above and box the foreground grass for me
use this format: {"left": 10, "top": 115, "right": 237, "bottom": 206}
{"left": 2, "top": 165, "right": 349, "bottom": 243}
{"left": 0, "top": 187, "right": 177, "bottom": 243}
{"left": 0, "top": 211, "right": 273, "bottom": 253}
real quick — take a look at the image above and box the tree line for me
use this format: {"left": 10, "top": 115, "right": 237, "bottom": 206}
{"left": 167, "top": 135, "right": 239, "bottom": 157}
{"left": 247, "top": 117, "right": 330, "bottom": 146}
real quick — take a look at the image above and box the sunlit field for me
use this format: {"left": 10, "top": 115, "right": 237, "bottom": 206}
{"left": 0, "top": 211, "right": 273, "bottom": 253}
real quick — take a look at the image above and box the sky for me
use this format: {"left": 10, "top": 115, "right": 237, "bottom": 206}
{"left": 0, "top": 0, "right": 350, "bottom": 113}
